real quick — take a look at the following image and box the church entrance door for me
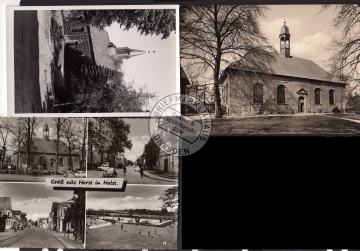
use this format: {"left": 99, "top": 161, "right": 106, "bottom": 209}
{"left": 298, "top": 97, "right": 305, "bottom": 113}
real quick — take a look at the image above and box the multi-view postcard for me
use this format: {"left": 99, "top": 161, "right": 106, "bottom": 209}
{"left": 6, "top": 5, "right": 179, "bottom": 116}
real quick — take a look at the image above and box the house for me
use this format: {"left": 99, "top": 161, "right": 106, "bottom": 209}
{"left": 0, "top": 197, "right": 15, "bottom": 230}
{"left": 56, "top": 199, "right": 74, "bottom": 232}
{"left": 17, "top": 121, "right": 81, "bottom": 173}
{"left": 157, "top": 153, "right": 179, "bottom": 175}
{"left": 38, "top": 217, "right": 48, "bottom": 228}
{"left": 220, "top": 22, "right": 346, "bottom": 116}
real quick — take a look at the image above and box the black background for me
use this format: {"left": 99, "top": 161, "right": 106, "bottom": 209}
{"left": 19, "top": 0, "right": 360, "bottom": 249}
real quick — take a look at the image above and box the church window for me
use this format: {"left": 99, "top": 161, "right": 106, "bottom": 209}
{"left": 329, "top": 89, "right": 335, "bottom": 105}
{"left": 277, "top": 85, "right": 286, "bottom": 104}
{"left": 253, "top": 83, "right": 263, "bottom": 104}
{"left": 315, "top": 88, "right": 321, "bottom": 105}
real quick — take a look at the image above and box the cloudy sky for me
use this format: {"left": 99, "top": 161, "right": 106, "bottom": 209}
{"left": 0, "top": 183, "right": 75, "bottom": 221}
{"left": 87, "top": 185, "right": 174, "bottom": 211}
{"left": 105, "top": 12, "right": 178, "bottom": 111}
{"left": 261, "top": 5, "right": 340, "bottom": 71}
{"left": 123, "top": 119, "right": 152, "bottom": 162}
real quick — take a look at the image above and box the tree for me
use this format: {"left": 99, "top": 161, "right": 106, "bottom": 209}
{"left": 0, "top": 119, "right": 12, "bottom": 172}
{"left": 52, "top": 118, "right": 67, "bottom": 174}
{"left": 106, "top": 118, "right": 132, "bottom": 163}
{"left": 61, "top": 120, "right": 80, "bottom": 172}
{"left": 143, "top": 139, "right": 160, "bottom": 169}
{"left": 181, "top": 5, "right": 274, "bottom": 118}
{"left": 324, "top": 4, "right": 360, "bottom": 93}
{"left": 72, "top": 9, "right": 176, "bottom": 39}
{"left": 64, "top": 192, "right": 85, "bottom": 242}
{"left": 18, "top": 118, "right": 42, "bottom": 174}
{"left": 159, "top": 186, "right": 178, "bottom": 214}
{"left": 9, "top": 119, "right": 25, "bottom": 172}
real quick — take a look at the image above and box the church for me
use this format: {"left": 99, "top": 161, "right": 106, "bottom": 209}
{"left": 17, "top": 122, "right": 81, "bottom": 174}
{"left": 220, "top": 22, "right": 346, "bottom": 116}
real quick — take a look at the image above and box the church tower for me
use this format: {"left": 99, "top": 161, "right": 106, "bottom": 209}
{"left": 108, "top": 45, "right": 156, "bottom": 60}
{"left": 43, "top": 122, "right": 49, "bottom": 140}
{"left": 279, "top": 22, "right": 290, "bottom": 57}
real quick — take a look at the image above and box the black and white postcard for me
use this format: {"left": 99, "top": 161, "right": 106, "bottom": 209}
{"left": 0, "top": 117, "right": 87, "bottom": 182}
{"left": 181, "top": 5, "right": 360, "bottom": 135}
{"left": 87, "top": 118, "right": 178, "bottom": 185}
{"left": 7, "top": 5, "right": 179, "bottom": 116}
{"left": 0, "top": 183, "right": 85, "bottom": 248}
{"left": 86, "top": 185, "right": 178, "bottom": 250}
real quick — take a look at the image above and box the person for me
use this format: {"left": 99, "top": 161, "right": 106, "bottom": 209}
{"left": 148, "top": 230, "right": 150, "bottom": 237}
{"left": 140, "top": 168, "right": 144, "bottom": 177}
{"left": 121, "top": 224, "right": 123, "bottom": 230}
{"left": 155, "top": 228, "right": 156, "bottom": 235}
{"left": 139, "top": 230, "right": 141, "bottom": 235}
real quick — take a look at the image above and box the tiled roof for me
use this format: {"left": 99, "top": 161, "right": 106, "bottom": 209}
{"left": 229, "top": 52, "right": 343, "bottom": 84}
{"left": 20, "top": 138, "right": 68, "bottom": 155}
{"left": 89, "top": 26, "right": 116, "bottom": 70}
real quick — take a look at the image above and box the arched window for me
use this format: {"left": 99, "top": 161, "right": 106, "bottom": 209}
{"left": 277, "top": 85, "right": 286, "bottom": 104}
{"left": 315, "top": 88, "right": 321, "bottom": 105}
{"left": 253, "top": 83, "right": 264, "bottom": 104}
{"left": 329, "top": 89, "right": 335, "bottom": 105}
{"left": 59, "top": 157, "right": 64, "bottom": 167}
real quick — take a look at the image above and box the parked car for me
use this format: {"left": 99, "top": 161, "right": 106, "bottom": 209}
{"left": 97, "top": 163, "right": 110, "bottom": 171}
{"left": 134, "top": 166, "right": 141, "bottom": 172}
{"left": 103, "top": 168, "right": 117, "bottom": 177}
{"left": 74, "top": 171, "right": 86, "bottom": 178}
{"left": 64, "top": 171, "right": 75, "bottom": 177}
{"left": 17, "top": 223, "right": 24, "bottom": 230}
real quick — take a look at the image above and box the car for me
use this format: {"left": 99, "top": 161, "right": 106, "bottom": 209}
{"left": 97, "top": 163, "right": 110, "bottom": 171}
{"left": 64, "top": 171, "right": 75, "bottom": 177}
{"left": 134, "top": 166, "right": 141, "bottom": 172}
{"left": 74, "top": 171, "right": 86, "bottom": 178}
{"left": 17, "top": 223, "right": 24, "bottom": 230}
{"left": 103, "top": 168, "right": 117, "bottom": 177}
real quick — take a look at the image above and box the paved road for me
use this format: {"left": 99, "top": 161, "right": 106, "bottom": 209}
{"left": 87, "top": 167, "right": 174, "bottom": 185}
{"left": 0, "top": 227, "right": 83, "bottom": 248}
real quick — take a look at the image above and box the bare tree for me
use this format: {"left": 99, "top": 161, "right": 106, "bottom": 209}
{"left": 0, "top": 119, "right": 12, "bottom": 172}
{"left": 181, "top": 5, "right": 274, "bottom": 118}
{"left": 61, "top": 119, "right": 79, "bottom": 172}
{"left": 324, "top": 4, "right": 360, "bottom": 94}
{"left": 52, "top": 118, "right": 67, "bottom": 174}
{"left": 9, "top": 119, "right": 25, "bottom": 172}
{"left": 18, "top": 118, "right": 42, "bottom": 174}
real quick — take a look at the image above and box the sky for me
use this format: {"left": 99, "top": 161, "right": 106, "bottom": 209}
{"left": 260, "top": 5, "right": 340, "bottom": 71}
{"left": 122, "top": 118, "right": 152, "bottom": 162}
{"left": 87, "top": 185, "right": 175, "bottom": 211}
{"left": 105, "top": 20, "right": 178, "bottom": 111}
{"left": 0, "top": 183, "right": 74, "bottom": 221}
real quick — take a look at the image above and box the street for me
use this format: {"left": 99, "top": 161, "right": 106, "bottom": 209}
{"left": 0, "top": 227, "right": 83, "bottom": 248}
{"left": 87, "top": 166, "right": 176, "bottom": 185}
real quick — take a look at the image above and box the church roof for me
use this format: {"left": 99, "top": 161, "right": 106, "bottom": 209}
{"left": 280, "top": 22, "right": 290, "bottom": 35}
{"left": 89, "top": 26, "right": 116, "bottom": 70}
{"left": 180, "top": 66, "right": 190, "bottom": 86}
{"left": 227, "top": 52, "right": 343, "bottom": 84}
{"left": 19, "top": 138, "right": 79, "bottom": 156}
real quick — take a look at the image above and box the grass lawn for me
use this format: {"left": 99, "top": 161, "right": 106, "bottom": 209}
{"left": 14, "top": 11, "right": 42, "bottom": 113}
{"left": 210, "top": 114, "right": 360, "bottom": 135}
{"left": 86, "top": 223, "right": 177, "bottom": 250}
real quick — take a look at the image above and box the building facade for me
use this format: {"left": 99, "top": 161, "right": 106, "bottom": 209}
{"left": 56, "top": 200, "right": 74, "bottom": 232}
{"left": 157, "top": 153, "right": 179, "bottom": 174}
{"left": 220, "top": 23, "right": 346, "bottom": 116}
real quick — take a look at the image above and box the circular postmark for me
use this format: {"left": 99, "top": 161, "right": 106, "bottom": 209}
{"left": 149, "top": 94, "right": 211, "bottom": 156}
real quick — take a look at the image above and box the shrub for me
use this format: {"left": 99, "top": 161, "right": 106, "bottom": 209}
{"left": 332, "top": 106, "right": 342, "bottom": 114}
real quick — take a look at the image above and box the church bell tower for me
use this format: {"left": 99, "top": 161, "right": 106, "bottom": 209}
{"left": 279, "top": 22, "right": 290, "bottom": 58}
{"left": 43, "top": 122, "right": 49, "bottom": 140}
